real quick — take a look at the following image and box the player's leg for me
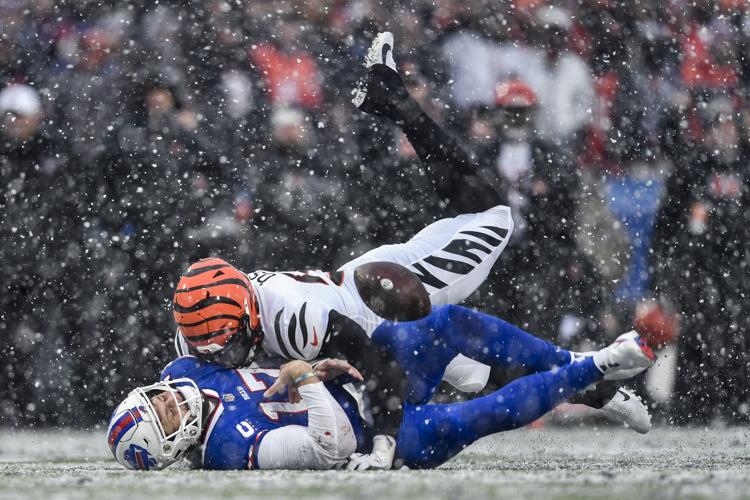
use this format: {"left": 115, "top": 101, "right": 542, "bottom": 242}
{"left": 395, "top": 357, "right": 603, "bottom": 468}
{"left": 434, "top": 305, "right": 573, "bottom": 373}
{"left": 370, "top": 312, "right": 459, "bottom": 404}
{"left": 371, "top": 304, "right": 572, "bottom": 404}
{"left": 338, "top": 204, "right": 513, "bottom": 307}
{"left": 353, "top": 32, "right": 503, "bottom": 213}
{"left": 373, "top": 304, "right": 654, "bottom": 435}
{"left": 395, "top": 334, "right": 655, "bottom": 468}
{"left": 434, "top": 304, "right": 654, "bottom": 434}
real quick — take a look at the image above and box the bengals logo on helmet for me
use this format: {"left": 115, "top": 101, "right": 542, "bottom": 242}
{"left": 173, "top": 258, "right": 260, "bottom": 353}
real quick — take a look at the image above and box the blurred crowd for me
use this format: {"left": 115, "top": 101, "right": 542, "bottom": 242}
{"left": 1, "top": 0, "right": 749, "bottom": 428}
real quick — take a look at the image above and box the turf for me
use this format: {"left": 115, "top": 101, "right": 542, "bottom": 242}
{"left": 1, "top": 427, "right": 748, "bottom": 500}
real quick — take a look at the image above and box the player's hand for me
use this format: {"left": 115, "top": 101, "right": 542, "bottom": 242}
{"left": 263, "top": 360, "right": 315, "bottom": 403}
{"left": 346, "top": 434, "right": 396, "bottom": 471}
{"left": 313, "top": 358, "right": 364, "bottom": 382}
{"left": 347, "top": 452, "right": 391, "bottom": 471}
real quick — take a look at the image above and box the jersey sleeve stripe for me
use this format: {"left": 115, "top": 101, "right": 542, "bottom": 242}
{"left": 459, "top": 229, "right": 503, "bottom": 246}
{"left": 480, "top": 225, "right": 509, "bottom": 239}
{"left": 440, "top": 238, "right": 490, "bottom": 264}
{"left": 423, "top": 254, "right": 476, "bottom": 275}
{"left": 286, "top": 312, "right": 304, "bottom": 357}
{"left": 299, "top": 302, "right": 309, "bottom": 347}
{"left": 248, "top": 430, "right": 268, "bottom": 470}
{"left": 273, "top": 310, "right": 294, "bottom": 359}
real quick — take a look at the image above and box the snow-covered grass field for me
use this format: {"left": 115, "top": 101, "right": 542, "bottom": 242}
{"left": 1, "top": 426, "right": 749, "bottom": 500}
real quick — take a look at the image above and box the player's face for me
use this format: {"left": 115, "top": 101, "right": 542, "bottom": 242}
{"left": 150, "top": 391, "right": 189, "bottom": 436}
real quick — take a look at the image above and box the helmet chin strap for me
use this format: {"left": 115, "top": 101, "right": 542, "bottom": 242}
{"left": 245, "top": 343, "right": 258, "bottom": 365}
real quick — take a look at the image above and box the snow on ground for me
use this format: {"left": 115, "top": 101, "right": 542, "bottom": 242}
{"left": 1, "top": 426, "right": 749, "bottom": 500}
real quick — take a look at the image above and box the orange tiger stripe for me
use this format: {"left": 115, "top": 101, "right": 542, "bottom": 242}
{"left": 173, "top": 257, "right": 259, "bottom": 348}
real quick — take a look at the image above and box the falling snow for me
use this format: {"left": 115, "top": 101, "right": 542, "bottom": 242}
{"left": 1, "top": 0, "right": 749, "bottom": 483}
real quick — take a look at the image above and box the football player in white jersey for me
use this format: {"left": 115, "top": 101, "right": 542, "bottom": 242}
{"left": 170, "top": 33, "right": 651, "bottom": 470}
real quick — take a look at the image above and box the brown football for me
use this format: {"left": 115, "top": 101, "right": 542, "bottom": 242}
{"left": 353, "top": 261, "right": 432, "bottom": 321}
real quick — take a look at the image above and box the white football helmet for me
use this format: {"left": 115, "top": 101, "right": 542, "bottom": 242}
{"left": 107, "top": 378, "right": 204, "bottom": 470}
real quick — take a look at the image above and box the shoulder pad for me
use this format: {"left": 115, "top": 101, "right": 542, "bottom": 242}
{"left": 160, "top": 355, "right": 205, "bottom": 381}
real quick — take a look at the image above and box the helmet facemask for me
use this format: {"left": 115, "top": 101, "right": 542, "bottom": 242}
{"left": 108, "top": 378, "right": 204, "bottom": 471}
{"left": 132, "top": 378, "right": 204, "bottom": 465}
{"left": 187, "top": 296, "right": 264, "bottom": 368}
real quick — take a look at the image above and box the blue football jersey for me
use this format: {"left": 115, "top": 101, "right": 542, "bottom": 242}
{"left": 161, "top": 356, "right": 365, "bottom": 470}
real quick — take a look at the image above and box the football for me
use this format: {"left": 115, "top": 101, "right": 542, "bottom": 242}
{"left": 353, "top": 261, "right": 432, "bottom": 321}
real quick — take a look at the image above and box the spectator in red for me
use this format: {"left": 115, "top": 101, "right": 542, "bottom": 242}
{"left": 680, "top": 2, "right": 740, "bottom": 89}
{"left": 250, "top": 22, "right": 323, "bottom": 110}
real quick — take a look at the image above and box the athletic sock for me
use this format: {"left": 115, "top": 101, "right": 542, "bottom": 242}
{"left": 394, "top": 98, "right": 475, "bottom": 180}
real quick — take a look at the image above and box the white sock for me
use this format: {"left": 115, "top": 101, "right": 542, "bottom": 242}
{"left": 591, "top": 349, "right": 608, "bottom": 374}
{"left": 569, "top": 351, "right": 595, "bottom": 364}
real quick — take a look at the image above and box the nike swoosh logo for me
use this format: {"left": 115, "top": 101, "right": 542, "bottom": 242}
{"left": 381, "top": 43, "right": 391, "bottom": 64}
{"left": 617, "top": 389, "right": 630, "bottom": 401}
{"left": 598, "top": 361, "right": 620, "bottom": 371}
{"left": 311, "top": 327, "right": 319, "bottom": 347}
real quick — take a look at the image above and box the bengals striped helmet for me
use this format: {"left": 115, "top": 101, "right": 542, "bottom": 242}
{"left": 173, "top": 257, "right": 262, "bottom": 367}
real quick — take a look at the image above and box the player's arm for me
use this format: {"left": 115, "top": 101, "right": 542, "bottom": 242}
{"left": 264, "top": 293, "right": 331, "bottom": 363}
{"left": 319, "top": 311, "right": 407, "bottom": 470}
{"left": 254, "top": 360, "right": 357, "bottom": 470}
{"left": 268, "top": 283, "right": 406, "bottom": 469}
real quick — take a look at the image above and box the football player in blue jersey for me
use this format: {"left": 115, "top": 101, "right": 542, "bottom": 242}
{"left": 108, "top": 304, "right": 655, "bottom": 471}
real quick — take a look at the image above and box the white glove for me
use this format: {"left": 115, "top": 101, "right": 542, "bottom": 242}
{"left": 346, "top": 434, "right": 396, "bottom": 471}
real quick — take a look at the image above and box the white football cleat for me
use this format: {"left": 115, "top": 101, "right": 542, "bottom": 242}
{"left": 598, "top": 386, "right": 651, "bottom": 434}
{"left": 352, "top": 32, "right": 408, "bottom": 116}
{"left": 363, "top": 31, "right": 397, "bottom": 71}
{"left": 592, "top": 330, "right": 655, "bottom": 380}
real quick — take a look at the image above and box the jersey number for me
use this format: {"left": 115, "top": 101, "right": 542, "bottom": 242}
{"left": 259, "top": 401, "right": 307, "bottom": 421}
{"left": 236, "top": 368, "right": 279, "bottom": 393}
{"left": 280, "top": 271, "right": 345, "bottom": 286}
{"left": 236, "top": 420, "right": 255, "bottom": 438}
{"left": 236, "top": 368, "right": 308, "bottom": 422}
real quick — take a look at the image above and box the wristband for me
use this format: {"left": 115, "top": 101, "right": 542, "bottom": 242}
{"left": 293, "top": 371, "right": 317, "bottom": 386}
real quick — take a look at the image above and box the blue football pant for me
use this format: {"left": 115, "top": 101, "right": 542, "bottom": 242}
{"left": 370, "top": 304, "right": 602, "bottom": 468}
{"left": 371, "top": 304, "right": 574, "bottom": 404}
{"left": 396, "top": 357, "right": 602, "bottom": 468}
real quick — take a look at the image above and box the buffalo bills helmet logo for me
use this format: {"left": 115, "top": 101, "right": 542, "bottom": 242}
{"left": 124, "top": 444, "right": 157, "bottom": 470}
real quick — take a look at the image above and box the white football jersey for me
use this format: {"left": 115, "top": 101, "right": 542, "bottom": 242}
{"left": 246, "top": 269, "right": 380, "bottom": 361}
